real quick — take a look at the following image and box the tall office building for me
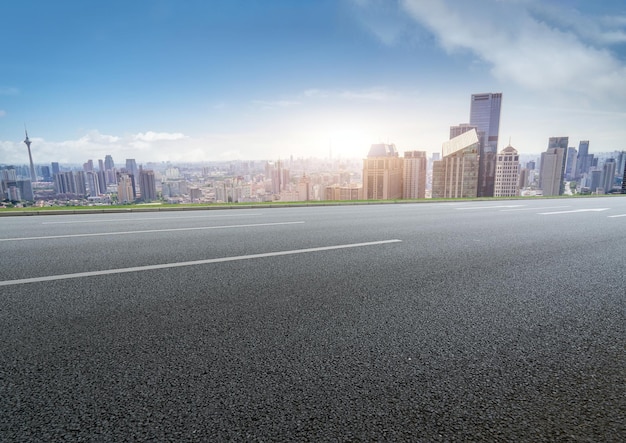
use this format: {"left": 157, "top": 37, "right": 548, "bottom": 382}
{"left": 83, "top": 159, "right": 94, "bottom": 172}
{"left": 125, "top": 159, "right": 138, "bottom": 178}
{"left": 622, "top": 160, "right": 626, "bottom": 194}
{"left": 104, "top": 155, "right": 115, "bottom": 170}
{"left": 575, "top": 140, "right": 592, "bottom": 178}
{"left": 449, "top": 123, "right": 478, "bottom": 140}
{"left": 402, "top": 150, "right": 427, "bottom": 199}
{"left": 494, "top": 144, "right": 520, "bottom": 197}
{"left": 139, "top": 169, "right": 157, "bottom": 202}
{"left": 117, "top": 173, "right": 135, "bottom": 203}
{"left": 53, "top": 171, "right": 87, "bottom": 196}
{"left": 266, "top": 160, "right": 290, "bottom": 194}
{"left": 539, "top": 137, "right": 568, "bottom": 196}
{"left": 601, "top": 159, "right": 616, "bottom": 193}
{"left": 565, "top": 147, "right": 577, "bottom": 180}
{"left": 432, "top": 129, "right": 480, "bottom": 198}
{"left": 470, "top": 92, "right": 502, "bottom": 197}
{"left": 362, "top": 144, "right": 403, "bottom": 200}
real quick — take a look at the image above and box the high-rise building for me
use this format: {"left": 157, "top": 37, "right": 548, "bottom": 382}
{"left": 362, "top": 144, "right": 403, "bottom": 200}
{"left": 83, "top": 159, "right": 94, "bottom": 172}
{"left": 575, "top": 140, "right": 592, "bottom": 178}
{"left": 139, "top": 169, "right": 157, "bottom": 202}
{"left": 494, "top": 144, "right": 520, "bottom": 197}
{"left": 85, "top": 171, "right": 101, "bottom": 196}
{"left": 539, "top": 137, "right": 568, "bottom": 196}
{"left": 104, "top": 155, "right": 115, "bottom": 170}
{"left": 601, "top": 159, "right": 616, "bottom": 193}
{"left": 125, "top": 159, "right": 138, "bottom": 178}
{"left": 53, "top": 171, "right": 87, "bottom": 196}
{"left": 432, "top": 129, "right": 480, "bottom": 198}
{"left": 565, "top": 147, "right": 577, "bottom": 180}
{"left": 449, "top": 123, "right": 478, "bottom": 140}
{"left": 470, "top": 92, "right": 502, "bottom": 197}
{"left": 402, "top": 150, "right": 427, "bottom": 199}
{"left": 117, "top": 173, "right": 135, "bottom": 203}
{"left": 622, "top": 160, "right": 626, "bottom": 194}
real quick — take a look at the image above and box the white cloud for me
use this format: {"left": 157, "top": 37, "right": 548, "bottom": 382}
{"left": 399, "top": 0, "right": 626, "bottom": 101}
{"left": 134, "top": 131, "right": 186, "bottom": 142}
{"left": 527, "top": 4, "right": 626, "bottom": 45}
{"left": 251, "top": 100, "right": 300, "bottom": 109}
{"left": 348, "top": 0, "right": 417, "bottom": 46}
{"left": 339, "top": 87, "right": 396, "bottom": 101}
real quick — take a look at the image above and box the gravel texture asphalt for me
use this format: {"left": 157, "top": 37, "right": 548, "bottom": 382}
{"left": 1, "top": 198, "right": 625, "bottom": 441}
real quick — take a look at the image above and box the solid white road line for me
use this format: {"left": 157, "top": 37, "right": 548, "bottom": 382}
{"left": 538, "top": 208, "right": 609, "bottom": 215}
{"left": 0, "top": 239, "right": 402, "bottom": 287}
{"left": 41, "top": 213, "right": 259, "bottom": 224}
{"left": 608, "top": 214, "right": 626, "bottom": 218}
{"left": 499, "top": 206, "right": 570, "bottom": 212}
{"left": 0, "top": 221, "right": 305, "bottom": 242}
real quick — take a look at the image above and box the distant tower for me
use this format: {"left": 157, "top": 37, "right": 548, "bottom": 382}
{"left": 23, "top": 128, "right": 37, "bottom": 182}
{"left": 362, "top": 144, "right": 403, "bottom": 200}
{"left": 539, "top": 137, "right": 568, "bottom": 196}
{"left": 469, "top": 92, "right": 502, "bottom": 197}
{"left": 494, "top": 144, "right": 520, "bottom": 197}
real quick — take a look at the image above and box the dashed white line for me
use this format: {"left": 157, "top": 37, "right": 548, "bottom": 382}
{"left": 500, "top": 206, "right": 569, "bottom": 212}
{"left": 608, "top": 214, "right": 626, "bottom": 218}
{"left": 0, "top": 221, "right": 305, "bottom": 242}
{"left": 538, "top": 208, "right": 609, "bottom": 215}
{"left": 455, "top": 205, "right": 525, "bottom": 210}
{"left": 0, "top": 239, "right": 402, "bottom": 287}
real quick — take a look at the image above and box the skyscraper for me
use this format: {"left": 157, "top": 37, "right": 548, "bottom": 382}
{"left": 23, "top": 129, "right": 37, "bottom": 182}
{"left": 362, "top": 144, "right": 403, "bottom": 200}
{"left": 125, "top": 159, "right": 138, "bottom": 178}
{"left": 117, "top": 173, "right": 135, "bottom": 203}
{"left": 575, "top": 140, "right": 592, "bottom": 178}
{"left": 539, "top": 137, "right": 568, "bottom": 196}
{"left": 565, "top": 147, "right": 577, "bottom": 180}
{"left": 402, "top": 151, "right": 427, "bottom": 199}
{"left": 494, "top": 144, "right": 520, "bottom": 197}
{"left": 601, "top": 159, "right": 616, "bottom": 193}
{"left": 104, "top": 155, "right": 115, "bottom": 170}
{"left": 432, "top": 129, "right": 480, "bottom": 198}
{"left": 470, "top": 92, "right": 502, "bottom": 197}
{"left": 139, "top": 169, "right": 157, "bottom": 202}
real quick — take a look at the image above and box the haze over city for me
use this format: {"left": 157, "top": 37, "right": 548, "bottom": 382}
{"left": 2, "top": 0, "right": 626, "bottom": 164}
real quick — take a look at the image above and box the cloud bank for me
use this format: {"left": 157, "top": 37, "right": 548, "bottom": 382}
{"left": 399, "top": 0, "right": 626, "bottom": 101}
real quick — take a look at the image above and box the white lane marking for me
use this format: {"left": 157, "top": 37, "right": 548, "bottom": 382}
{"left": 500, "top": 206, "right": 569, "bottom": 212}
{"left": 538, "top": 208, "right": 610, "bottom": 215}
{"left": 608, "top": 214, "right": 626, "bottom": 218}
{"left": 0, "top": 240, "right": 402, "bottom": 287}
{"left": 455, "top": 205, "right": 525, "bottom": 210}
{"left": 0, "top": 221, "right": 305, "bottom": 242}
{"left": 41, "top": 213, "right": 258, "bottom": 224}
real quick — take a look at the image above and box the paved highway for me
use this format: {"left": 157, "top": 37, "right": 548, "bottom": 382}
{"left": 1, "top": 197, "right": 625, "bottom": 441}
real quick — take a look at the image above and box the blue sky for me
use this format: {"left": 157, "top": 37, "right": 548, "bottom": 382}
{"left": 1, "top": 0, "right": 626, "bottom": 164}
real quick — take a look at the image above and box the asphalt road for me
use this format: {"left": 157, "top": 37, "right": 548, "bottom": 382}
{"left": 1, "top": 197, "right": 625, "bottom": 441}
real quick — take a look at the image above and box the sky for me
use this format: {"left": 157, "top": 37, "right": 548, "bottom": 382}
{"left": 1, "top": 0, "right": 626, "bottom": 165}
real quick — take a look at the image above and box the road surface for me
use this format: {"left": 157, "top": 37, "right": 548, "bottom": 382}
{"left": 1, "top": 197, "right": 625, "bottom": 441}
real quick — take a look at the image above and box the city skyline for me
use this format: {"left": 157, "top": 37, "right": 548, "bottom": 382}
{"left": 1, "top": 0, "right": 626, "bottom": 164}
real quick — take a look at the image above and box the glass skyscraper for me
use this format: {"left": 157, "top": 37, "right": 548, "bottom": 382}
{"left": 469, "top": 92, "right": 502, "bottom": 197}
